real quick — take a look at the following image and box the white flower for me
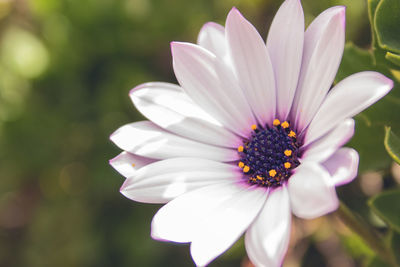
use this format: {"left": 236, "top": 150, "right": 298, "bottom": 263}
{"left": 110, "top": 0, "right": 393, "bottom": 266}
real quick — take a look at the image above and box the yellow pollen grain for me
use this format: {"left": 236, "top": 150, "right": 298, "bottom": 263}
{"left": 257, "top": 175, "right": 263, "bottom": 181}
{"left": 269, "top": 169, "right": 277, "bottom": 177}
{"left": 238, "top": 146, "right": 244, "bottom": 152}
{"left": 238, "top": 162, "right": 245, "bottom": 168}
{"left": 284, "top": 149, "right": 292, "bottom": 157}
{"left": 132, "top": 163, "right": 136, "bottom": 167}
{"left": 243, "top": 166, "right": 250, "bottom": 173}
{"left": 288, "top": 131, "right": 296, "bottom": 138}
{"left": 281, "top": 121, "right": 289, "bottom": 128}
{"left": 273, "top": 119, "right": 280, "bottom": 126}
{"left": 251, "top": 124, "right": 257, "bottom": 130}
{"left": 284, "top": 162, "right": 291, "bottom": 169}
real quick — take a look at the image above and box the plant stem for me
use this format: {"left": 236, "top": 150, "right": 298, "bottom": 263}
{"left": 335, "top": 201, "right": 397, "bottom": 266}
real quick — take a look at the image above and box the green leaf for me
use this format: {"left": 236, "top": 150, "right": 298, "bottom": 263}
{"left": 389, "top": 231, "right": 400, "bottom": 264}
{"left": 384, "top": 126, "right": 400, "bottom": 164}
{"left": 368, "top": 0, "right": 382, "bottom": 49}
{"left": 385, "top": 52, "right": 400, "bottom": 67}
{"left": 369, "top": 190, "right": 400, "bottom": 233}
{"left": 374, "top": 0, "right": 400, "bottom": 53}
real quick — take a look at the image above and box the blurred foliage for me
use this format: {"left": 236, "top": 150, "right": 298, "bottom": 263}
{"left": 0, "top": 0, "right": 398, "bottom": 267}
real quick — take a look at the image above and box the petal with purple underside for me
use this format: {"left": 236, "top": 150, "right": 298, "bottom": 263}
{"left": 226, "top": 8, "right": 276, "bottom": 125}
{"left": 109, "top": 151, "right": 155, "bottom": 178}
{"left": 322, "top": 148, "right": 359, "bottom": 186}
{"left": 245, "top": 186, "right": 291, "bottom": 267}
{"left": 288, "top": 162, "right": 339, "bottom": 219}
{"left": 172, "top": 42, "right": 256, "bottom": 137}
{"left": 301, "top": 118, "right": 354, "bottom": 162}
{"left": 151, "top": 182, "right": 267, "bottom": 266}
{"left": 120, "top": 158, "right": 241, "bottom": 204}
{"left": 305, "top": 71, "right": 393, "bottom": 144}
{"left": 130, "top": 82, "right": 240, "bottom": 148}
{"left": 110, "top": 121, "right": 237, "bottom": 161}
{"left": 291, "top": 6, "right": 345, "bottom": 132}
{"left": 266, "top": 0, "right": 304, "bottom": 120}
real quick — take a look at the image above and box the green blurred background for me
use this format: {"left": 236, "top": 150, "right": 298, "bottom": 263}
{"left": 0, "top": 0, "right": 397, "bottom": 266}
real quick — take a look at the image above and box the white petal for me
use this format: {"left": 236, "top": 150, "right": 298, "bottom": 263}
{"left": 197, "top": 22, "right": 227, "bottom": 60}
{"left": 130, "top": 82, "right": 240, "bottom": 148}
{"left": 151, "top": 183, "right": 267, "bottom": 266}
{"left": 322, "top": 148, "right": 359, "bottom": 186}
{"left": 301, "top": 118, "right": 354, "bottom": 162}
{"left": 291, "top": 6, "right": 346, "bottom": 132}
{"left": 305, "top": 71, "right": 393, "bottom": 143}
{"left": 171, "top": 41, "right": 256, "bottom": 137}
{"left": 245, "top": 186, "right": 291, "bottom": 267}
{"left": 266, "top": 0, "right": 304, "bottom": 120}
{"left": 120, "top": 158, "right": 241, "bottom": 204}
{"left": 288, "top": 162, "right": 339, "bottom": 219}
{"left": 226, "top": 8, "right": 276, "bottom": 125}
{"left": 110, "top": 121, "right": 237, "bottom": 161}
{"left": 109, "top": 151, "right": 155, "bottom": 178}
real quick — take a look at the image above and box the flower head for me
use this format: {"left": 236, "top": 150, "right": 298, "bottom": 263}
{"left": 110, "top": 0, "right": 393, "bottom": 266}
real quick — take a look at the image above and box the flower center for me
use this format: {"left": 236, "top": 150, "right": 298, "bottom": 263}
{"left": 237, "top": 119, "right": 301, "bottom": 187}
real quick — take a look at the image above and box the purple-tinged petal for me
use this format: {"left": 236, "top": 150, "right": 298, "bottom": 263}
{"left": 288, "top": 162, "right": 339, "bottom": 219}
{"left": 171, "top": 42, "right": 256, "bottom": 137}
{"left": 291, "top": 6, "right": 346, "bottom": 132}
{"left": 266, "top": 0, "right": 304, "bottom": 120}
{"left": 110, "top": 121, "right": 237, "bottom": 162}
{"left": 301, "top": 118, "right": 354, "bottom": 162}
{"left": 322, "top": 148, "right": 359, "bottom": 186}
{"left": 225, "top": 8, "right": 276, "bottom": 125}
{"left": 151, "top": 183, "right": 267, "bottom": 266}
{"left": 130, "top": 82, "right": 240, "bottom": 148}
{"left": 120, "top": 158, "right": 241, "bottom": 204}
{"left": 197, "top": 22, "right": 227, "bottom": 60}
{"left": 109, "top": 151, "right": 155, "bottom": 178}
{"left": 245, "top": 186, "right": 291, "bottom": 267}
{"left": 305, "top": 71, "right": 393, "bottom": 144}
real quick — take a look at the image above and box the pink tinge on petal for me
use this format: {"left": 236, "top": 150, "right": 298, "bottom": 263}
{"left": 151, "top": 182, "right": 268, "bottom": 266}
{"left": 266, "top": 0, "right": 304, "bottom": 121}
{"left": 301, "top": 118, "right": 354, "bottom": 162}
{"left": 305, "top": 71, "right": 393, "bottom": 143}
{"left": 322, "top": 148, "right": 359, "bottom": 186}
{"left": 197, "top": 22, "right": 227, "bottom": 61}
{"left": 110, "top": 121, "right": 238, "bottom": 161}
{"left": 225, "top": 7, "right": 276, "bottom": 125}
{"left": 245, "top": 186, "right": 291, "bottom": 267}
{"left": 120, "top": 158, "right": 242, "bottom": 204}
{"left": 109, "top": 151, "right": 155, "bottom": 178}
{"left": 291, "top": 6, "right": 346, "bottom": 133}
{"left": 130, "top": 82, "right": 241, "bottom": 148}
{"left": 171, "top": 41, "right": 257, "bottom": 137}
{"left": 288, "top": 162, "right": 339, "bottom": 219}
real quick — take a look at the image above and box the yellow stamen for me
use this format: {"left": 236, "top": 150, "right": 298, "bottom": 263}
{"left": 269, "top": 169, "right": 277, "bottom": 177}
{"left": 237, "top": 145, "right": 244, "bottom": 152}
{"left": 281, "top": 121, "right": 289, "bottom": 129}
{"left": 288, "top": 130, "right": 296, "bottom": 138}
{"left": 284, "top": 162, "right": 291, "bottom": 169}
{"left": 284, "top": 149, "right": 292, "bottom": 157}
{"left": 251, "top": 124, "right": 257, "bottom": 130}
{"left": 256, "top": 175, "right": 263, "bottom": 181}
{"left": 243, "top": 166, "right": 250, "bottom": 173}
{"left": 238, "top": 162, "right": 245, "bottom": 168}
{"left": 273, "top": 119, "right": 280, "bottom": 126}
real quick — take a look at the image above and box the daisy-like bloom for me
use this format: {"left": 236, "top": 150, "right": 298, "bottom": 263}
{"left": 110, "top": 0, "right": 393, "bottom": 266}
